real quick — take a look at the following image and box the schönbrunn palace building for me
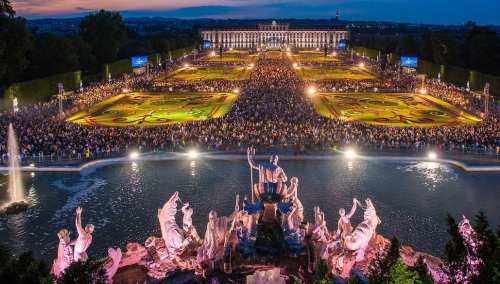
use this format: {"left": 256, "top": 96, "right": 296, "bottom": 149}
{"left": 200, "top": 20, "right": 350, "bottom": 50}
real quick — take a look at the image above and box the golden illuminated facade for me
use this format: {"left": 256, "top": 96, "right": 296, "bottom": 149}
{"left": 200, "top": 20, "right": 349, "bottom": 50}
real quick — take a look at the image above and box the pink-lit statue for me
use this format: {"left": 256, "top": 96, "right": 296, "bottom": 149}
{"left": 104, "top": 248, "right": 122, "bottom": 281}
{"left": 70, "top": 206, "right": 94, "bottom": 262}
{"left": 344, "top": 198, "right": 381, "bottom": 262}
{"left": 337, "top": 198, "right": 358, "bottom": 244}
{"left": 312, "top": 206, "right": 331, "bottom": 242}
{"left": 182, "top": 202, "right": 202, "bottom": 244}
{"left": 158, "top": 192, "right": 192, "bottom": 258}
{"left": 52, "top": 229, "right": 73, "bottom": 277}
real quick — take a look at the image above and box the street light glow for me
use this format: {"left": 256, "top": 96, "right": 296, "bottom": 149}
{"left": 293, "top": 63, "right": 298, "bottom": 67}
{"left": 130, "top": 152, "right": 139, "bottom": 159}
{"left": 308, "top": 87, "right": 316, "bottom": 95}
{"left": 233, "top": 88, "right": 239, "bottom": 94}
{"left": 359, "top": 63, "right": 365, "bottom": 68}
{"left": 346, "top": 150, "right": 356, "bottom": 158}
{"left": 188, "top": 151, "right": 198, "bottom": 158}
{"left": 428, "top": 152, "right": 437, "bottom": 159}
{"left": 419, "top": 89, "right": 428, "bottom": 94}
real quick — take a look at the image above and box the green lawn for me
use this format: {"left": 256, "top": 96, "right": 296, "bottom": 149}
{"left": 312, "top": 92, "right": 481, "bottom": 127}
{"left": 288, "top": 50, "right": 341, "bottom": 62}
{"left": 295, "top": 65, "right": 381, "bottom": 81}
{"left": 201, "top": 49, "right": 259, "bottom": 62}
{"left": 67, "top": 92, "right": 238, "bottom": 127}
{"left": 163, "top": 66, "right": 252, "bottom": 81}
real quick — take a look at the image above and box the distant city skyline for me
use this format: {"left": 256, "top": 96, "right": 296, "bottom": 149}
{"left": 12, "top": 0, "right": 500, "bottom": 25}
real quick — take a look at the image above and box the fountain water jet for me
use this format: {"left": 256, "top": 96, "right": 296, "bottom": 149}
{"left": 4, "top": 123, "right": 28, "bottom": 214}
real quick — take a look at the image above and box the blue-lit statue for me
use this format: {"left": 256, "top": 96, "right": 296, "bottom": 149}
{"left": 247, "top": 147, "right": 287, "bottom": 194}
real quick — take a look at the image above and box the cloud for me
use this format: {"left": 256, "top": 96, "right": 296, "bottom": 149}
{"left": 13, "top": 0, "right": 500, "bottom": 25}
{"left": 75, "top": 7, "right": 93, "bottom": 11}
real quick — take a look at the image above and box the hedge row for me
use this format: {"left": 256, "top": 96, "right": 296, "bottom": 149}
{"left": 354, "top": 46, "right": 500, "bottom": 95}
{"left": 101, "top": 59, "right": 133, "bottom": 82}
{"left": 148, "top": 53, "right": 161, "bottom": 66}
{"left": 169, "top": 46, "right": 195, "bottom": 60}
{"left": 4, "top": 71, "right": 81, "bottom": 109}
{"left": 4, "top": 50, "right": 193, "bottom": 109}
{"left": 353, "top": 46, "right": 381, "bottom": 60}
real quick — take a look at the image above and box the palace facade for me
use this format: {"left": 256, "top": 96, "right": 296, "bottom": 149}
{"left": 200, "top": 20, "right": 349, "bottom": 50}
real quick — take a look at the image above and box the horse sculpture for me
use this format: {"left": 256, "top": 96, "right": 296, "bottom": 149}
{"left": 158, "top": 191, "right": 191, "bottom": 259}
{"left": 344, "top": 198, "right": 381, "bottom": 262}
{"left": 105, "top": 247, "right": 122, "bottom": 281}
{"left": 52, "top": 229, "right": 72, "bottom": 277}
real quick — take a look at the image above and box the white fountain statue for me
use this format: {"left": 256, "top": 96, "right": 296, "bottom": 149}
{"left": 344, "top": 198, "right": 381, "bottom": 262}
{"left": 4, "top": 123, "right": 28, "bottom": 214}
{"left": 158, "top": 191, "right": 193, "bottom": 259}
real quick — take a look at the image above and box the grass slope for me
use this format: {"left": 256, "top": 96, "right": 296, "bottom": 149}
{"left": 311, "top": 92, "right": 481, "bottom": 127}
{"left": 67, "top": 92, "right": 238, "bottom": 127}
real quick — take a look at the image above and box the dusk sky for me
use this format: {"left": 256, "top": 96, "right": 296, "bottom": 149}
{"left": 12, "top": 0, "right": 500, "bottom": 25}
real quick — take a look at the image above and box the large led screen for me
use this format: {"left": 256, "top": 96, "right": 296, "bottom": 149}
{"left": 401, "top": 56, "right": 418, "bottom": 67}
{"left": 132, "top": 56, "right": 148, "bottom": 67}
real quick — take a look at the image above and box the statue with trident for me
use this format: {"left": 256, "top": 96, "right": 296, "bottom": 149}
{"left": 247, "top": 147, "right": 288, "bottom": 194}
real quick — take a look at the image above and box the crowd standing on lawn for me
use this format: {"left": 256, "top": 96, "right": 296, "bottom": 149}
{"left": 1, "top": 51, "right": 500, "bottom": 164}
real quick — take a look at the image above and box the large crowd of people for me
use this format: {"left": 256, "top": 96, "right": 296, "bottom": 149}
{"left": 1, "top": 50, "right": 499, "bottom": 164}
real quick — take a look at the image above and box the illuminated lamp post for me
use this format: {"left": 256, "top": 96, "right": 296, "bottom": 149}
{"left": 57, "top": 83, "right": 64, "bottom": 120}
{"left": 484, "top": 83, "right": 490, "bottom": 118}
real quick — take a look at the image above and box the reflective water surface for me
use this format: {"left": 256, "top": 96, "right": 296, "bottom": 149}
{"left": 1, "top": 159, "right": 499, "bottom": 262}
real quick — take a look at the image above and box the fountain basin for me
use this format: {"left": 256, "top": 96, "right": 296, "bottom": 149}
{"left": 4, "top": 201, "right": 29, "bottom": 214}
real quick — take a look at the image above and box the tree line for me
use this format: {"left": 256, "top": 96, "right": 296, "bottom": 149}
{"left": 0, "top": 0, "right": 202, "bottom": 89}
{"left": 349, "top": 26, "right": 500, "bottom": 77}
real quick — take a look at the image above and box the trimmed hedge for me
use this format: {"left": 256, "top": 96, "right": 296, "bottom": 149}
{"left": 169, "top": 46, "right": 195, "bottom": 60}
{"left": 4, "top": 71, "right": 81, "bottom": 108}
{"left": 148, "top": 53, "right": 161, "bottom": 66}
{"left": 102, "top": 59, "right": 132, "bottom": 82}
{"left": 354, "top": 45, "right": 500, "bottom": 95}
{"left": 354, "top": 46, "right": 381, "bottom": 60}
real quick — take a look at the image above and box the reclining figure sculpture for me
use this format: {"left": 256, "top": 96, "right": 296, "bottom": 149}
{"left": 344, "top": 198, "right": 381, "bottom": 262}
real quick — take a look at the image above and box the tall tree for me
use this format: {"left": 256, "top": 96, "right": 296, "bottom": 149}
{"left": 28, "top": 33, "right": 80, "bottom": 79}
{"left": 78, "top": 9, "right": 127, "bottom": 65}
{"left": 419, "top": 33, "right": 433, "bottom": 62}
{"left": 55, "top": 258, "right": 108, "bottom": 284}
{"left": 442, "top": 212, "right": 468, "bottom": 284}
{"left": 313, "top": 258, "right": 333, "bottom": 284}
{"left": 0, "top": 0, "right": 34, "bottom": 86}
{"left": 491, "top": 238, "right": 500, "bottom": 283}
{"left": 0, "top": 243, "right": 52, "bottom": 283}
{"left": 430, "top": 33, "right": 459, "bottom": 65}
{"left": 70, "top": 35, "right": 98, "bottom": 73}
{"left": 472, "top": 210, "right": 498, "bottom": 283}
{"left": 395, "top": 35, "right": 418, "bottom": 56}
{"left": 467, "top": 34, "right": 500, "bottom": 75}
{"left": 388, "top": 259, "right": 422, "bottom": 284}
{"left": 412, "top": 255, "right": 434, "bottom": 284}
{"left": 369, "top": 236, "right": 400, "bottom": 284}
